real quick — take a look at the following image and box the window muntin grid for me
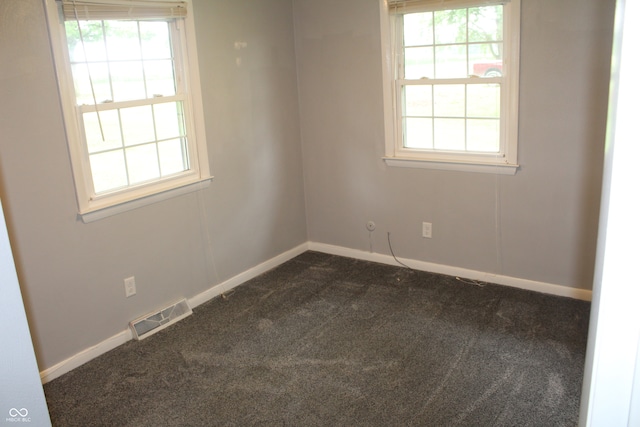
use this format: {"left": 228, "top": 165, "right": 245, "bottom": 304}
{"left": 398, "top": 5, "right": 504, "bottom": 154}
{"left": 64, "top": 19, "right": 191, "bottom": 195}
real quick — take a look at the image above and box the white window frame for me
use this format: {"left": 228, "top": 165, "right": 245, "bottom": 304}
{"left": 379, "top": 0, "right": 521, "bottom": 174}
{"left": 44, "top": 0, "right": 212, "bottom": 222}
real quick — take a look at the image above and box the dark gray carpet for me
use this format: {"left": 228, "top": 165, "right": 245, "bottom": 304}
{"left": 43, "top": 251, "right": 590, "bottom": 426}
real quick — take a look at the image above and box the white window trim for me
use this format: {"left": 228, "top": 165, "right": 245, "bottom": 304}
{"left": 379, "top": 0, "right": 521, "bottom": 174}
{"left": 44, "top": 0, "right": 212, "bottom": 222}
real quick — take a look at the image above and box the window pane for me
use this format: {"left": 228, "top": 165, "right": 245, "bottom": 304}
{"left": 404, "top": 118, "right": 433, "bottom": 149}
{"left": 434, "top": 85, "right": 465, "bottom": 117}
{"left": 434, "top": 118, "right": 465, "bottom": 150}
{"left": 404, "top": 85, "right": 432, "bottom": 117}
{"left": 83, "top": 110, "right": 122, "bottom": 154}
{"left": 468, "top": 6, "right": 503, "bottom": 43}
{"left": 126, "top": 144, "right": 160, "bottom": 184}
{"left": 90, "top": 150, "right": 128, "bottom": 193}
{"left": 403, "top": 12, "right": 433, "bottom": 47}
{"left": 158, "top": 138, "right": 189, "bottom": 176}
{"left": 435, "top": 45, "right": 467, "bottom": 78}
{"left": 469, "top": 43, "right": 502, "bottom": 77}
{"left": 65, "top": 21, "right": 107, "bottom": 63}
{"left": 105, "top": 21, "right": 141, "bottom": 61}
{"left": 140, "top": 22, "right": 172, "bottom": 59}
{"left": 154, "top": 102, "right": 184, "bottom": 141}
{"left": 71, "top": 63, "right": 111, "bottom": 105}
{"left": 467, "top": 119, "right": 500, "bottom": 152}
{"left": 64, "top": 21, "right": 82, "bottom": 61}
{"left": 434, "top": 9, "right": 467, "bottom": 44}
{"left": 111, "top": 61, "right": 146, "bottom": 102}
{"left": 144, "top": 60, "right": 176, "bottom": 98}
{"left": 121, "top": 106, "right": 155, "bottom": 146}
{"left": 467, "top": 84, "right": 500, "bottom": 118}
{"left": 404, "top": 47, "right": 434, "bottom": 79}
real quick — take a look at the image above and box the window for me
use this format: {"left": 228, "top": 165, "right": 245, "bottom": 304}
{"left": 379, "top": 0, "right": 520, "bottom": 174}
{"left": 45, "top": 0, "right": 211, "bottom": 222}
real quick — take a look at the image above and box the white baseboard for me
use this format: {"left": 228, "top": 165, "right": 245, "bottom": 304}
{"left": 187, "top": 243, "right": 309, "bottom": 309}
{"left": 40, "top": 329, "right": 132, "bottom": 384}
{"left": 40, "top": 240, "right": 590, "bottom": 383}
{"left": 40, "top": 242, "right": 309, "bottom": 384}
{"left": 308, "top": 242, "right": 592, "bottom": 301}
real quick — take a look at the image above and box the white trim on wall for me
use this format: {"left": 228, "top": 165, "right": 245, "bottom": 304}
{"left": 40, "top": 329, "right": 132, "bottom": 384}
{"left": 187, "top": 243, "right": 310, "bottom": 309}
{"left": 40, "top": 243, "right": 309, "bottom": 383}
{"left": 309, "top": 242, "right": 592, "bottom": 301}
{"left": 579, "top": 0, "right": 640, "bottom": 423}
{"left": 39, "top": 240, "right": 590, "bottom": 383}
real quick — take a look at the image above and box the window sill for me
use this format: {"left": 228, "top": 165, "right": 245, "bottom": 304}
{"left": 79, "top": 177, "right": 213, "bottom": 223}
{"left": 383, "top": 157, "right": 519, "bottom": 175}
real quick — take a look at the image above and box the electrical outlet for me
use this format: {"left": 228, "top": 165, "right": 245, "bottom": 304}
{"left": 422, "top": 222, "right": 432, "bottom": 239}
{"left": 124, "top": 276, "right": 136, "bottom": 298}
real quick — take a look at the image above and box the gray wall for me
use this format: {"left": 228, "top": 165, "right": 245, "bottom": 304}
{"left": 294, "top": 0, "right": 614, "bottom": 289}
{"left": 0, "top": 0, "right": 615, "bottom": 374}
{"left": 0, "top": 0, "right": 306, "bottom": 372}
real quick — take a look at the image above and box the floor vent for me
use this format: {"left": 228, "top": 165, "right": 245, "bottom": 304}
{"left": 130, "top": 299, "right": 192, "bottom": 340}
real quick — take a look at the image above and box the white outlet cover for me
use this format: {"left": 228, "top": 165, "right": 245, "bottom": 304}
{"left": 422, "top": 222, "right": 432, "bottom": 238}
{"left": 124, "top": 276, "right": 136, "bottom": 297}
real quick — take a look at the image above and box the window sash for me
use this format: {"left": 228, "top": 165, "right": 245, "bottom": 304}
{"left": 60, "top": 0, "right": 187, "bottom": 21}
{"left": 77, "top": 94, "right": 183, "bottom": 113}
{"left": 67, "top": 18, "right": 195, "bottom": 197}
{"left": 394, "top": 4, "right": 506, "bottom": 155}
{"left": 396, "top": 79, "right": 506, "bottom": 159}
